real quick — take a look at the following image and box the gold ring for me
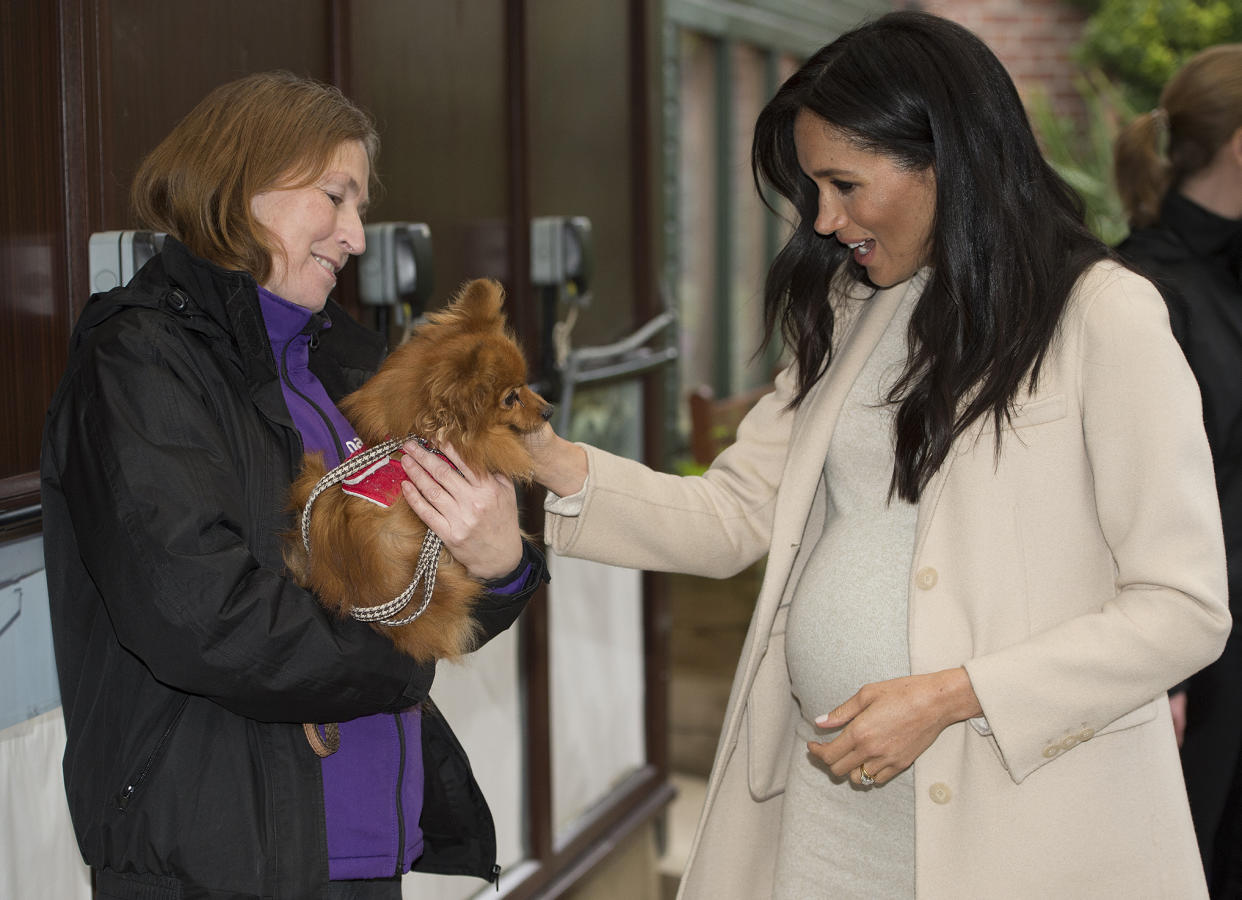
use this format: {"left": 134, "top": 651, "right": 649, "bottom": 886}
{"left": 859, "top": 763, "right": 876, "bottom": 786}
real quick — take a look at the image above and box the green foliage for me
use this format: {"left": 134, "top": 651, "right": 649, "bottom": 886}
{"left": 672, "top": 457, "right": 710, "bottom": 476}
{"left": 1029, "top": 0, "right": 1242, "bottom": 245}
{"left": 1077, "top": 0, "right": 1242, "bottom": 109}
{"left": 1027, "top": 70, "right": 1135, "bottom": 245}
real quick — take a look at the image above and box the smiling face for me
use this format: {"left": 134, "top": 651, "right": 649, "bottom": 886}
{"left": 249, "top": 140, "right": 370, "bottom": 311}
{"left": 794, "top": 109, "right": 937, "bottom": 288}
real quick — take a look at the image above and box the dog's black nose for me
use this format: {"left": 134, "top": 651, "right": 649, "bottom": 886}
{"left": 541, "top": 404, "right": 555, "bottom": 421}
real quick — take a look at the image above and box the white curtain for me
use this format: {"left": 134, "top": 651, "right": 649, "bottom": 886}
{"left": 0, "top": 708, "right": 92, "bottom": 899}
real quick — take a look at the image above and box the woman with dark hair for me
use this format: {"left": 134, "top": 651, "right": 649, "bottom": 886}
{"left": 1114, "top": 44, "right": 1242, "bottom": 899}
{"left": 521, "top": 11, "right": 1227, "bottom": 898}
{"left": 41, "top": 71, "right": 545, "bottom": 899}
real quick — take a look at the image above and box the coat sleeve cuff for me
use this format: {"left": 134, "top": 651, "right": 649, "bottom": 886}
{"left": 481, "top": 540, "right": 551, "bottom": 594}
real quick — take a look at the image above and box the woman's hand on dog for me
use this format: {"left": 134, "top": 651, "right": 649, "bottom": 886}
{"left": 526, "top": 423, "right": 589, "bottom": 498}
{"left": 400, "top": 440, "right": 524, "bottom": 580}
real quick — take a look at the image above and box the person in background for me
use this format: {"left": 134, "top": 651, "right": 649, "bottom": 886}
{"left": 496, "top": 11, "right": 1229, "bottom": 898}
{"left": 40, "top": 71, "right": 546, "bottom": 899}
{"left": 1114, "top": 44, "right": 1242, "bottom": 899}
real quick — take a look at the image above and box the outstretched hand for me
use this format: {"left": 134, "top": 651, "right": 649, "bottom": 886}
{"left": 524, "top": 422, "right": 589, "bottom": 498}
{"left": 809, "top": 667, "right": 982, "bottom": 786}
{"left": 399, "top": 439, "right": 523, "bottom": 581}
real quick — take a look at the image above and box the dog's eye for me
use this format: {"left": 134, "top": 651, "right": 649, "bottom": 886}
{"left": 503, "top": 390, "right": 520, "bottom": 408}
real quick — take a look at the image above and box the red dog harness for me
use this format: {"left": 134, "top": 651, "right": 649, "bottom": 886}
{"left": 338, "top": 438, "right": 463, "bottom": 509}
{"left": 341, "top": 454, "right": 407, "bottom": 508}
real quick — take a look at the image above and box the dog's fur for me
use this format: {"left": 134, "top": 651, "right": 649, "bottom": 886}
{"left": 285, "top": 278, "right": 553, "bottom": 663}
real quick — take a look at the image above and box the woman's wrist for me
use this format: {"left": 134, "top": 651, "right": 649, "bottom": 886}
{"left": 939, "top": 666, "right": 984, "bottom": 726}
{"left": 527, "top": 425, "right": 589, "bottom": 497}
{"left": 479, "top": 541, "right": 535, "bottom": 593}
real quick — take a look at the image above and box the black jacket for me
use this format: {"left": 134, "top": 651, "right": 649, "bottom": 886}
{"left": 1119, "top": 194, "right": 1241, "bottom": 601}
{"left": 40, "top": 238, "right": 546, "bottom": 899}
{"left": 1117, "top": 192, "right": 1242, "bottom": 889}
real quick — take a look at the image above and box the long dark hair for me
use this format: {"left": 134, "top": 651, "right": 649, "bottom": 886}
{"left": 753, "top": 11, "right": 1106, "bottom": 502}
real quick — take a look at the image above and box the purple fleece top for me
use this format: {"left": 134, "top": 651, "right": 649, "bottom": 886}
{"left": 259, "top": 287, "right": 425, "bottom": 880}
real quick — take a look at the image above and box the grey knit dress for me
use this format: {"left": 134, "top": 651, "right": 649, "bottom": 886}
{"left": 774, "top": 286, "right": 918, "bottom": 899}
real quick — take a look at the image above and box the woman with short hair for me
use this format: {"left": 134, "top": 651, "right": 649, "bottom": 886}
{"left": 41, "top": 71, "right": 544, "bottom": 899}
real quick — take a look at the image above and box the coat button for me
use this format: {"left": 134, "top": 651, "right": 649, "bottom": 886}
{"left": 915, "top": 567, "right": 938, "bottom": 590}
{"left": 1042, "top": 745, "right": 1060, "bottom": 758}
{"left": 1077, "top": 727, "right": 1095, "bottom": 741}
{"left": 1060, "top": 735, "right": 1080, "bottom": 751}
{"left": 929, "top": 782, "right": 952, "bottom": 804}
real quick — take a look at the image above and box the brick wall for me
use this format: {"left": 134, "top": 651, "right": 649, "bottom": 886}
{"left": 911, "top": 0, "right": 1089, "bottom": 120}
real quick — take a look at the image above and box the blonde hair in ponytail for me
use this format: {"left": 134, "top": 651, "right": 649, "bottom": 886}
{"left": 1114, "top": 44, "right": 1242, "bottom": 229}
{"left": 1114, "top": 109, "right": 1170, "bottom": 228}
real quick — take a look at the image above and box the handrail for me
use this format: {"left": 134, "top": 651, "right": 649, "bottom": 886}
{"left": 568, "top": 347, "right": 679, "bottom": 385}
{"left": 555, "top": 311, "right": 679, "bottom": 435}
{"left": 566, "top": 310, "right": 675, "bottom": 365}
{"left": 0, "top": 473, "right": 42, "bottom": 540}
{"left": 0, "top": 505, "right": 42, "bottom": 531}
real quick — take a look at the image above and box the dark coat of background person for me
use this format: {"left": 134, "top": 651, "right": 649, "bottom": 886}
{"left": 1118, "top": 196, "right": 1242, "bottom": 896}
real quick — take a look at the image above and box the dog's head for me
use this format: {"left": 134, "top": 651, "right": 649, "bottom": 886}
{"left": 341, "top": 278, "right": 554, "bottom": 478}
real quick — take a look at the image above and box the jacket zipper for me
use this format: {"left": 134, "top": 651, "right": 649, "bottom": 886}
{"left": 394, "top": 713, "right": 407, "bottom": 876}
{"left": 280, "top": 326, "right": 346, "bottom": 463}
{"left": 115, "top": 697, "right": 190, "bottom": 811}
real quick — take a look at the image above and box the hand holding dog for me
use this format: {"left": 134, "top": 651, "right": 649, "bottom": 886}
{"left": 284, "top": 279, "right": 547, "bottom": 687}
{"left": 400, "top": 439, "right": 524, "bottom": 581}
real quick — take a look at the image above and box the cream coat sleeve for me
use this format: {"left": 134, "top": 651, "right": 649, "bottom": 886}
{"left": 962, "top": 265, "right": 1230, "bottom": 782}
{"left": 544, "top": 366, "right": 799, "bottom": 577}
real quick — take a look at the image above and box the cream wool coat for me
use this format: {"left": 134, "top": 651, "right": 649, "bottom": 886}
{"left": 545, "top": 262, "right": 1230, "bottom": 899}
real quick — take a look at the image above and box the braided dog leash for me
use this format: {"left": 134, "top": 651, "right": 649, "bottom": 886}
{"left": 300, "top": 435, "right": 441, "bottom": 628}
{"left": 300, "top": 436, "right": 448, "bottom": 759}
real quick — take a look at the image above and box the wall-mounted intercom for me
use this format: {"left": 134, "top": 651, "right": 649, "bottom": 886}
{"left": 358, "top": 222, "right": 434, "bottom": 318}
{"left": 88, "top": 230, "right": 165, "bottom": 294}
{"left": 531, "top": 215, "right": 592, "bottom": 296}
{"left": 532, "top": 216, "right": 594, "bottom": 399}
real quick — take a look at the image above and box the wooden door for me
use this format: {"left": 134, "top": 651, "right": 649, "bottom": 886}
{"left": 0, "top": 1, "right": 670, "bottom": 895}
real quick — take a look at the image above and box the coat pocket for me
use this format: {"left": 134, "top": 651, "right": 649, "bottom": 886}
{"left": 746, "top": 605, "right": 797, "bottom": 800}
{"left": 114, "top": 696, "right": 190, "bottom": 812}
{"left": 954, "top": 392, "right": 1069, "bottom": 458}
{"left": 1094, "top": 696, "right": 1160, "bottom": 739}
{"left": 1007, "top": 392, "right": 1068, "bottom": 429}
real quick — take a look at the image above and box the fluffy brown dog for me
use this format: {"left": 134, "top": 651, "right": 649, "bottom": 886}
{"left": 285, "top": 278, "right": 553, "bottom": 669}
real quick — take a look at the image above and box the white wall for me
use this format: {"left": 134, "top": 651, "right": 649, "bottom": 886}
{"left": 0, "top": 534, "right": 91, "bottom": 898}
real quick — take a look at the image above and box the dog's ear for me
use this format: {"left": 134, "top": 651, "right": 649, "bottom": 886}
{"left": 416, "top": 353, "right": 500, "bottom": 471}
{"left": 454, "top": 279, "right": 505, "bottom": 332}
{"left": 417, "top": 278, "right": 508, "bottom": 338}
